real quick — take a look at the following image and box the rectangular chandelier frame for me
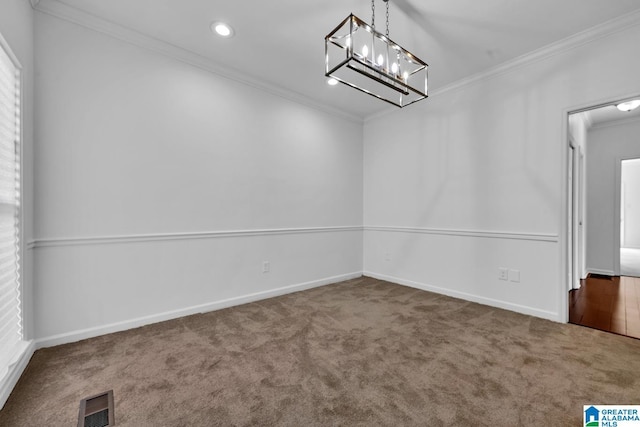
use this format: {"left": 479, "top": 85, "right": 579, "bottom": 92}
{"left": 325, "top": 14, "right": 428, "bottom": 108}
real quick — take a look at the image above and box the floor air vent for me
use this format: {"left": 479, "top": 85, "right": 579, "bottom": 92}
{"left": 78, "top": 390, "right": 115, "bottom": 427}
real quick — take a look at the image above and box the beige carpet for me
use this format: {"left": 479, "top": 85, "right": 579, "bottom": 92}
{"left": 1, "top": 276, "right": 639, "bottom": 426}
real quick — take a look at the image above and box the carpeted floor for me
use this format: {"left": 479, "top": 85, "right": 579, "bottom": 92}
{"left": 1, "top": 276, "right": 639, "bottom": 426}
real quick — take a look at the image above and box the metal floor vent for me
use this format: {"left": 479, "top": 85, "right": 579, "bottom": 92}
{"left": 78, "top": 390, "right": 115, "bottom": 427}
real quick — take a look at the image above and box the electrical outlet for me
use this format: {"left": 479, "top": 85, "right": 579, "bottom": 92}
{"left": 263, "top": 261, "right": 270, "bottom": 273}
{"left": 509, "top": 269, "right": 520, "bottom": 283}
{"left": 498, "top": 268, "right": 508, "bottom": 281}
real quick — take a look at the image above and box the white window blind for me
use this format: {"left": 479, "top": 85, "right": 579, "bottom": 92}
{"left": 0, "top": 37, "right": 23, "bottom": 383}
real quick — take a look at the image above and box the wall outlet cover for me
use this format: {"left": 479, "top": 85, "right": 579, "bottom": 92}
{"left": 509, "top": 269, "right": 520, "bottom": 283}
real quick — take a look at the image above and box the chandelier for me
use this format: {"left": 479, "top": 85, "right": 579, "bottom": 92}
{"left": 325, "top": 0, "right": 428, "bottom": 108}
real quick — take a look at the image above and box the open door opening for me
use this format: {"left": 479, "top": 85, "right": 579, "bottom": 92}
{"left": 620, "top": 158, "right": 640, "bottom": 277}
{"left": 567, "top": 96, "right": 640, "bottom": 339}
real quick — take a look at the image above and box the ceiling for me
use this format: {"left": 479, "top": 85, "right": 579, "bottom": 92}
{"left": 585, "top": 103, "right": 640, "bottom": 128}
{"left": 47, "top": 0, "right": 640, "bottom": 119}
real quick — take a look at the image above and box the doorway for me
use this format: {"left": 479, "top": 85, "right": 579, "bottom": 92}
{"left": 567, "top": 96, "right": 640, "bottom": 339}
{"left": 620, "top": 158, "right": 640, "bottom": 277}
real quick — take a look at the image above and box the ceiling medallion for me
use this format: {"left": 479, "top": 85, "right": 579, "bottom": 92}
{"left": 325, "top": 0, "right": 428, "bottom": 108}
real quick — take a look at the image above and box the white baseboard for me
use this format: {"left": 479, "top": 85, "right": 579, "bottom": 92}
{"left": 363, "top": 271, "right": 560, "bottom": 322}
{"left": 35, "top": 272, "right": 362, "bottom": 349}
{"left": 0, "top": 340, "right": 35, "bottom": 410}
{"left": 586, "top": 268, "right": 616, "bottom": 276}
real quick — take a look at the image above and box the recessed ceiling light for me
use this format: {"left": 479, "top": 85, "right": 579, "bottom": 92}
{"left": 211, "top": 21, "right": 234, "bottom": 38}
{"left": 327, "top": 78, "right": 339, "bottom": 86}
{"left": 616, "top": 100, "right": 640, "bottom": 112}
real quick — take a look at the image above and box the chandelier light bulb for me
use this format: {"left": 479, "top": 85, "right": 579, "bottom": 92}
{"left": 391, "top": 62, "right": 398, "bottom": 74}
{"left": 327, "top": 78, "right": 339, "bottom": 86}
{"left": 362, "top": 44, "right": 369, "bottom": 58}
{"left": 403, "top": 71, "right": 409, "bottom": 81}
{"left": 377, "top": 54, "right": 384, "bottom": 66}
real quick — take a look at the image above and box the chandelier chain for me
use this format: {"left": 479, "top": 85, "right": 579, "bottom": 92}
{"left": 371, "top": 0, "right": 375, "bottom": 29}
{"left": 371, "top": 0, "right": 390, "bottom": 36}
{"left": 386, "top": 0, "right": 389, "bottom": 37}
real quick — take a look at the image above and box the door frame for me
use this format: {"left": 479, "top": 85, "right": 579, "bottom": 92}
{"left": 561, "top": 92, "right": 640, "bottom": 322}
{"left": 567, "top": 137, "right": 584, "bottom": 291}
{"left": 567, "top": 141, "right": 575, "bottom": 291}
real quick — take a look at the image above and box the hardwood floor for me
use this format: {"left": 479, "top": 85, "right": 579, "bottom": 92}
{"left": 569, "top": 274, "right": 640, "bottom": 339}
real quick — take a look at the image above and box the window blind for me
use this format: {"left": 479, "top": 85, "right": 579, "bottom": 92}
{"left": 0, "top": 38, "right": 22, "bottom": 383}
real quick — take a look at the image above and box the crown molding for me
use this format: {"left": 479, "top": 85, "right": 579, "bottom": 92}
{"left": 32, "top": 0, "right": 363, "bottom": 124}
{"left": 431, "top": 9, "right": 640, "bottom": 98}
{"left": 365, "top": 8, "right": 640, "bottom": 122}
{"left": 30, "top": 0, "right": 640, "bottom": 125}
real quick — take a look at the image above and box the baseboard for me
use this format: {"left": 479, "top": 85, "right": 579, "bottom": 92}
{"left": 0, "top": 340, "right": 35, "bottom": 410}
{"left": 35, "top": 272, "right": 363, "bottom": 349}
{"left": 363, "top": 271, "right": 560, "bottom": 322}
{"left": 586, "top": 268, "right": 616, "bottom": 277}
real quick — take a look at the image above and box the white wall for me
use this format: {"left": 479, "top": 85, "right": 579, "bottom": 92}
{"left": 364, "top": 22, "right": 640, "bottom": 321}
{"left": 622, "top": 158, "right": 640, "bottom": 248}
{"left": 25, "top": 5, "right": 640, "bottom": 344}
{"left": 586, "top": 118, "right": 640, "bottom": 273}
{"left": 33, "top": 12, "right": 363, "bottom": 345}
{"left": 0, "top": 0, "right": 35, "bottom": 341}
